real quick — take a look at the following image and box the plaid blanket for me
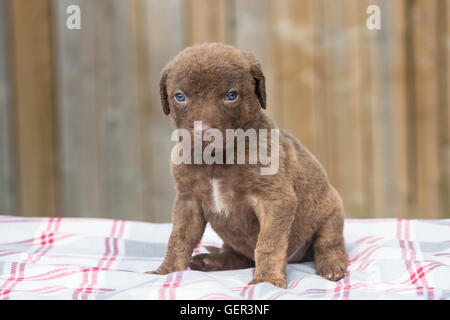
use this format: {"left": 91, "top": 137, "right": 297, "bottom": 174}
{"left": 0, "top": 215, "right": 448, "bottom": 300}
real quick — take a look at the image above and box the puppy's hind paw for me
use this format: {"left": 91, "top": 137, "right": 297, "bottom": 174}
{"left": 190, "top": 253, "right": 224, "bottom": 271}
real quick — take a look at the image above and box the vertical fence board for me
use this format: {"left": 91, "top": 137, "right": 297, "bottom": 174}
{"left": 374, "top": 0, "right": 409, "bottom": 218}
{"left": 133, "top": 0, "right": 153, "bottom": 222}
{"left": 357, "top": 0, "right": 401, "bottom": 218}
{"left": 356, "top": 0, "right": 375, "bottom": 218}
{"left": 233, "top": 0, "right": 270, "bottom": 65}
{"left": 0, "top": 0, "right": 16, "bottom": 214}
{"left": 312, "top": 0, "right": 329, "bottom": 171}
{"left": 371, "top": 0, "right": 397, "bottom": 218}
{"left": 139, "top": 0, "right": 184, "bottom": 222}
{"left": 264, "top": 1, "right": 285, "bottom": 126}
{"left": 186, "top": 0, "right": 231, "bottom": 45}
{"left": 233, "top": 0, "right": 283, "bottom": 125}
{"left": 360, "top": 0, "right": 410, "bottom": 218}
{"left": 445, "top": 0, "right": 450, "bottom": 218}
{"left": 54, "top": 0, "right": 144, "bottom": 220}
{"left": 437, "top": 0, "right": 450, "bottom": 217}
{"left": 411, "top": 0, "right": 440, "bottom": 218}
{"left": 319, "top": 0, "right": 364, "bottom": 217}
{"left": 403, "top": 0, "right": 420, "bottom": 218}
{"left": 53, "top": 0, "right": 101, "bottom": 218}
{"left": 94, "top": 0, "right": 144, "bottom": 220}
{"left": 11, "top": 0, "right": 58, "bottom": 217}
{"left": 390, "top": 0, "right": 410, "bottom": 219}
{"left": 277, "top": 0, "right": 317, "bottom": 155}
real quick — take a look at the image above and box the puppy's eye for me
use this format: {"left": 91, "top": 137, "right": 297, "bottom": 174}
{"left": 175, "top": 93, "right": 186, "bottom": 102}
{"left": 225, "top": 91, "right": 238, "bottom": 101}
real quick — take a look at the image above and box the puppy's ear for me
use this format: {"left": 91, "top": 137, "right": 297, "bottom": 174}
{"left": 160, "top": 68, "right": 170, "bottom": 115}
{"left": 244, "top": 52, "right": 266, "bottom": 109}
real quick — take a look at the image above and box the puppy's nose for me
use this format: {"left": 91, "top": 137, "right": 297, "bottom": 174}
{"left": 194, "top": 122, "right": 211, "bottom": 134}
{"left": 201, "top": 124, "right": 211, "bottom": 132}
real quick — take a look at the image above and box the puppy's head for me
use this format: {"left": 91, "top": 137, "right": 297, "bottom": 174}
{"left": 160, "top": 43, "right": 266, "bottom": 135}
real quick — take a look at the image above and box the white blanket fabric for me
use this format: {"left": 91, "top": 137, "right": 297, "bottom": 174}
{"left": 0, "top": 215, "right": 449, "bottom": 299}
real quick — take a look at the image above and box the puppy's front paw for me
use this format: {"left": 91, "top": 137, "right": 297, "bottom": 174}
{"left": 145, "top": 270, "right": 162, "bottom": 275}
{"left": 316, "top": 264, "right": 347, "bottom": 281}
{"left": 145, "top": 268, "right": 169, "bottom": 275}
{"left": 145, "top": 265, "right": 180, "bottom": 275}
{"left": 248, "top": 277, "right": 287, "bottom": 289}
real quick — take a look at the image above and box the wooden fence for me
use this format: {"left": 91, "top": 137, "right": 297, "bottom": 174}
{"left": 0, "top": 0, "right": 448, "bottom": 221}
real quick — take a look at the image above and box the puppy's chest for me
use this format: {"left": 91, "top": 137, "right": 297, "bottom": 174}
{"left": 202, "top": 179, "right": 247, "bottom": 219}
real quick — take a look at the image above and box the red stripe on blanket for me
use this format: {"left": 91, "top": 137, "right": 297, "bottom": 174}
{"left": 403, "top": 219, "right": 435, "bottom": 298}
{"left": 0, "top": 218, "right": 61, "bottom": 299}
{"left": 0, "top": 262, "right": 18, "bottom": 299}
{"left": 399, "top": 219, "right": 418, "bottom": 297}
{"left": 332, "top": 277, "right": 343, "bottom": 300}
{"left": 169, "top": 271, "right": 183, "bottom": 299}
{"left": 32, "top": 218, "right": 61, "bottom": 264}
{"left": 159, "top": 272, "right": 174, "bottom": 300}
{"left": 79, "top": 220, "right": 125, "bottom": 300}
{"left": 343, "top": 274, "right": 351, "bottom": 300}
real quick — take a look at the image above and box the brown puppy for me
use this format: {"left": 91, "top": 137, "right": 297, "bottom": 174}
{"left": 147, "top": 43, "right": 347, "bottom": 288}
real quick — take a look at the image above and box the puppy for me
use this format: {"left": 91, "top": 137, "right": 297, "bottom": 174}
{"left": 147, "top": 43, "right": 347, "bottom": 288}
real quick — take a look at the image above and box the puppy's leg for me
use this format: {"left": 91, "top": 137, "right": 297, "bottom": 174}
{"left": 313, "top": 206, "right": 348, "bottom": 281}
{"left": 146, "top": 193, "right": 206, "bottom": 275}
{"left": 190, "top": 244, "right": 254, "bottom": 271}
{"left": 248, "top": 198, "right": 296, "bottom": 289}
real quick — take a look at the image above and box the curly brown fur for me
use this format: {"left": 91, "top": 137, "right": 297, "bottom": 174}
{"left": 147, "top": 43, "right": 348, "bottom": 288}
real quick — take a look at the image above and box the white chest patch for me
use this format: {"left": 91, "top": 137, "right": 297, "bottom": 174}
{"left": 211, "top": 179, "right": 228, "bottom": 215}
